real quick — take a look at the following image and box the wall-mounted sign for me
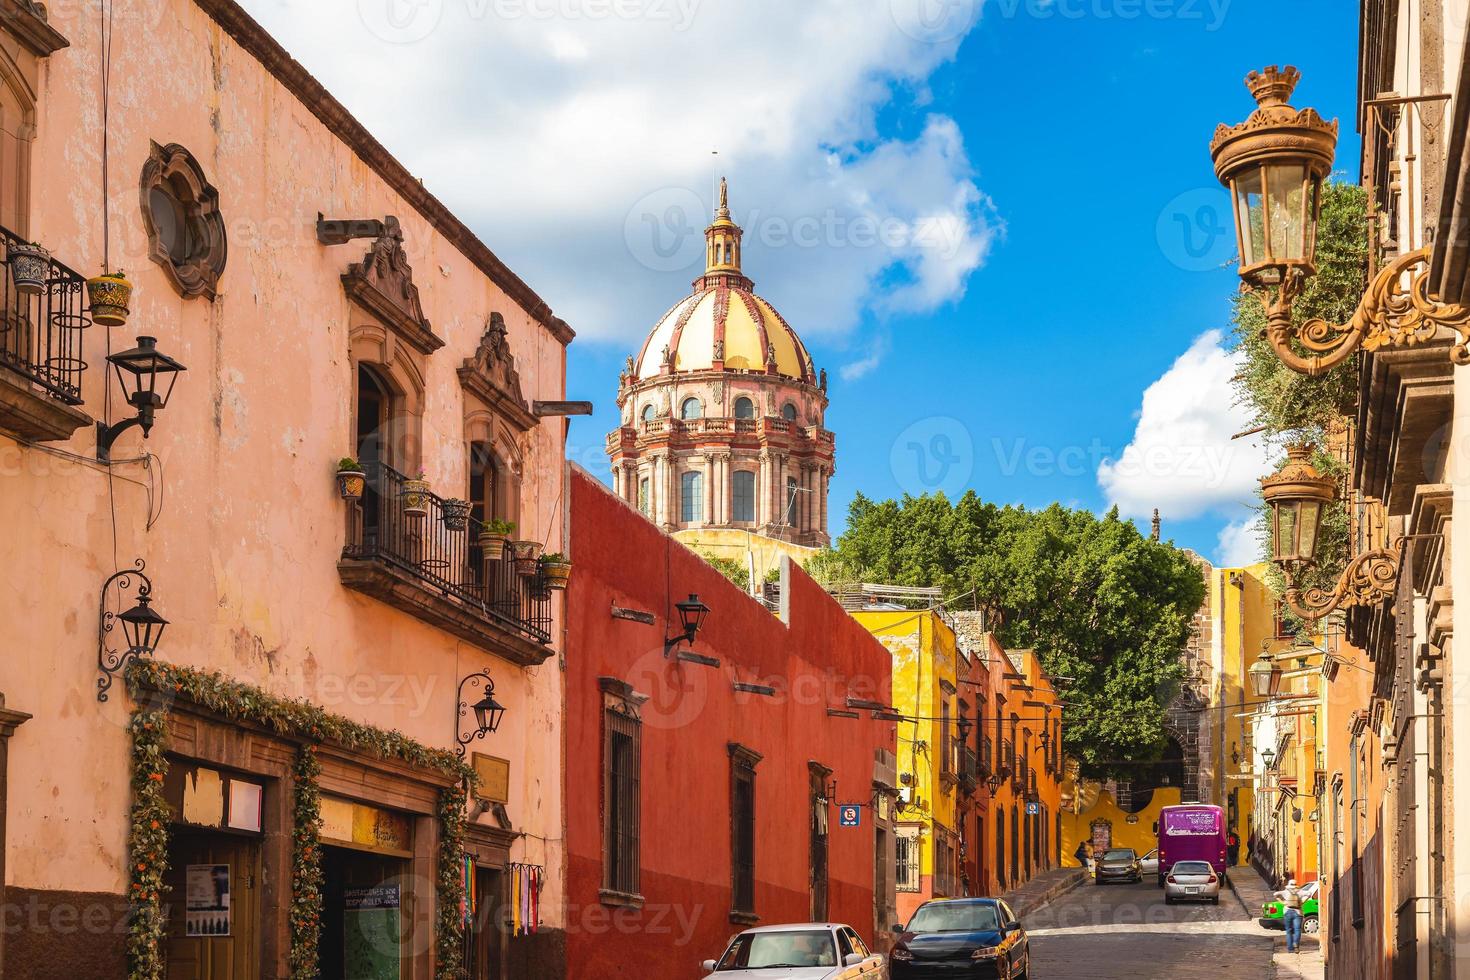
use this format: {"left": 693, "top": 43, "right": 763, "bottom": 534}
{"left": 344, "top": 885, "right": 401, "bottom": 977}
{"left": 1026, "top": 801, "right": 1040, "bottom": 816}
{"left": 473, "top": 754, "right": 511, "bottom": 804}
{"left": 839, "top": 805, "right": 861, "bottom": 828}
{"left": 1125, "top": 813, "right": 1140, "bottom": 825}
{"left": 321, "top": 796, "right": 412, "bottom": 856}
{"left": 185, "top": 864, "right": 231, "bottom": 937}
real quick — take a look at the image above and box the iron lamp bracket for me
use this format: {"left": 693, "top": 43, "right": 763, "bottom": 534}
{"left": 98, "top": 559, "right": 154, "bottom": 702}
{"left": 1281, "top": 547, "right": 1400, "bottom": 622}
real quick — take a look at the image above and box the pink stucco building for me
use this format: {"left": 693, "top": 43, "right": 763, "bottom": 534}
{"left": 0, "top": 2, "right": 571, "bottom": 976}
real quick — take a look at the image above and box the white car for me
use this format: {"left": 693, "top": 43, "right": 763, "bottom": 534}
{"left": 701, "top": 922, "right": 885, "bottom": 979}
{"left": 1140, "top": 847, "right": 1160, "bottom": 878}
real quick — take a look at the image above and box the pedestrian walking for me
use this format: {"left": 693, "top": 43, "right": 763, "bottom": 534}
{"left": 1276, "top": 878, "right": 1305, "bottom": 953}
{"left": 1227, "top": 829, "right": 1241, "bottom": 866}
{"left": 1073, "top": 839, "right": 1092, "bottom": 872}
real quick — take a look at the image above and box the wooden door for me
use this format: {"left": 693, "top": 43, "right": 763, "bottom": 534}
{"left": 163, "top": 833, "right": 260, "bottom": 979}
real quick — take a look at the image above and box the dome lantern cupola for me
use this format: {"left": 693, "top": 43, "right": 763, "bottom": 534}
{"left": 704, "top": 177, "right": 744, "bottom": 280}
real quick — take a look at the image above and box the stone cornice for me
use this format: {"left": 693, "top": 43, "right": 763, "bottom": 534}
{"left": 192, "top": 0, "right": 574, "bottom": 346}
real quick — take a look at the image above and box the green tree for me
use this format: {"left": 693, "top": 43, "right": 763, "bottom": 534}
{"left": 696, "top": 550, "right": 750, "bottom": 590}
{"left": 832, "top": 493, "right": 1205, "bottom": 777}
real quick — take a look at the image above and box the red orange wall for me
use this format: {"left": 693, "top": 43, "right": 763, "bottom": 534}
{"left": 564, "top": 467, "right": 895, "bottom": 978}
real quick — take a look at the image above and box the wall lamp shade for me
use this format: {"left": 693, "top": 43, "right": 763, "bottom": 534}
{"left": 1210, "top": 66, "right": 1337, "bottom": 290}
{"left": 118, "top": 590, "right": 168, "bottom": 658}
{"left": 471, "top": 690, "right": 506, "bottom": 734}
{"left": 97, "top": 336, "right": 187, "bottom": 461}
{"left": 1261, "top": 444, "right": 1334, "bottom": 567}
{"left": 97, "top": 561, "right": 166, "bottom": 702}
{"left": 1260, "top": 747, "right": 1277, "bottom": 769}
{"left": 1249, "top": 650, "right": 1277, "bottom": 699}
{"left": 666, "top": 593, "right": 711, "bottom": 656}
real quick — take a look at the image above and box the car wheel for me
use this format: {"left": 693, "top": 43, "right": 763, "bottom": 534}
{"left": 1304, "top": 915, "right": 1320, "bottom": 935}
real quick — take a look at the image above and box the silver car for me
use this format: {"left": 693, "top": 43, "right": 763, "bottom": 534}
{"left": 701, "top": 922, "right": 885, "bottom": 979}
{"left": 1163, "top": 860, "right": 1221, "bottom": 904}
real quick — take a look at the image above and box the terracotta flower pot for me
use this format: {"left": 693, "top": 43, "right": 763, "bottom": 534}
{"left": 8, "top": 242, "right": 49, "bottom": 296}
{"left": 441, "top": 498, "right": 472, "bottom": 531}
{"left": 478, "top": 532, "right": 508, "bottom": 562}
{"left": 86, "top": 274, "right": 133, "bottom": 327}
{"left": 540, "top": 561, "right": 572, "bottom": 590}
{"left": 401, "top": 478, "right": 431, "bottom": 519}
{"left": 336, "top": 468, "right": 366, "bottom": 500}
{"left": 511, "top": 540, "right": 542, "bottom": 577}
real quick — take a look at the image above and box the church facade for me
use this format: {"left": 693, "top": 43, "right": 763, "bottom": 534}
{"left": 606, "top": 181, "right": 837, "bottom": 570}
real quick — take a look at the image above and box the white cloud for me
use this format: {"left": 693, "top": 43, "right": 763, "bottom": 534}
{"left": 1215, "top": 515, "right": 1263, "bottom": 568}
{"left": 238, "top": 0, "right": 995, "bottom": 348}
{"left": 1097, "top": 330, "right": 1272, "bottom": 521}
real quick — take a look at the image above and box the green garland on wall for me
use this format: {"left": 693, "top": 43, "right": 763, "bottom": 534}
{"left": 288, "top": 745, "right": 324, "bottom": 979}
{"left": 437, "top": 782, "right": 470, "bottom": 979}
{"left": 124, "top": 660, "right": 476, "bottom": 979}
{"left": 126, "top": 703, "right": 172, "bottom": 980}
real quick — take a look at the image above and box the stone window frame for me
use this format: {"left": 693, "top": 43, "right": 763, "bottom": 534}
{"left": 139, "top": 141, "right": 228, "bottom": 300}
{"left": 349, "top": 323, "right": 427, "bottom": 475}
{"left": 731, "top": 468, "right": 757, "bottom": 523}
{"left": 679, "top": 396, "right": 703, "bottom": 420}
{"left": 599, "top": 677, "right": 648, "bottom": 909}
{"left": 728, "top": 743, "right": 762, "bottom": 924}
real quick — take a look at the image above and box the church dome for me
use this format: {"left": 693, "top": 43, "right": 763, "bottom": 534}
{"left": 631, "top": 180, "right": 816, "bottom": 384}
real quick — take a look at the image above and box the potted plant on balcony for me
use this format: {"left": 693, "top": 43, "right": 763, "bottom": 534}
{"left": 401, "top": 469, "right": 431, "bottom": 520}
{"left": 477, "top": 518, "right": 515, "bottom": 561}
{"left": 441, "top": 497, "right": 472, "bottom": 531}
{"left": 335, "top": 457, "right": 366, "bottom": 499}
{"left": 8, "top": 241, "right": 49, "bottom": 295}
{"left": 511, "top": 539, "right": 543, "bottom": 577}
{"left": 539, "top": 553, "right": 572, "bottom": 590}
{"left": 86, "top": 269, "right": 133, "bottom": 326}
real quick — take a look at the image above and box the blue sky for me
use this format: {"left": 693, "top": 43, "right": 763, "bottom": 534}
{"left": 246, "top": 0, "right": 1361, "bottom": 565}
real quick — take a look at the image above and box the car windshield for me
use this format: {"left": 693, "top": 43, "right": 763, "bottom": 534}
{"left": 1103, "top": 849, "right": 1135, "bottom": 861}
{"left": 1173, "top": 862, "right": 1213, "bottom": 873}
{"left": 907, "top": 903, "right": 1001, "bottom": 934}
{"left": 717, "top": 930, "right": 837, "bottom": 969}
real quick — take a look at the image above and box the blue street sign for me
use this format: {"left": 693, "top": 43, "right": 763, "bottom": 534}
{"left": 1026, "top": 801, "right": 1040, "bottom": 816}
{"left": 839, "top": 805, "right": 861, "bottom": 828}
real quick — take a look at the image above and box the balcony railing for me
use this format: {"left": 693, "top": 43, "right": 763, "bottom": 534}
{"left": 0, "top": 226, "right": 89, "bottom": 405}
{"left": 977, "top": 736, "right": 993, "bottom": 777}
{"left": 1002, "top": 739, "right": 1014, "bottom": 776}
{"left": 342, "top": 461, "right": 552, "bottom": 650}
{"left": 607, "top": 416, "right": 836, "bottom": 448}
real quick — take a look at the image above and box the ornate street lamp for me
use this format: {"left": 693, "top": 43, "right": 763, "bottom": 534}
{"left": 1261, "top": 746, "right": 1277, "bottom": 771}
{"left": 1260, "top": 445, "right": 1398, "bottom": 621}
{"left": 1211, "top": 66, "right": 1470, "bottom": 375}
{"left": 1248, "top": 650, "right": 1278, "bottom": 699}
{"left": 97, "top": 559, "right": 168, "bottom": 701}
{"left": 455, "top": 669, "right": 506, "bottom": 757}
{"left": 96, "top": 336, "right": 188, "bottom": 461}
{"left": 664, "top": 593, "right": 710, "bottom": 657}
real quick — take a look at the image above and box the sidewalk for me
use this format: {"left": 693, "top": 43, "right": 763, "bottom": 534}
{"left": 1228, "top": 865, "right": 1323, "bottom": 980}
{"left": 1002, "top": 867, "right": 1087, "bottom": 920}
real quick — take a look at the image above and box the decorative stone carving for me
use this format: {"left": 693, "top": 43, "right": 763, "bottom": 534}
{"left": 712, "top": 339, "right": 724, "bottom": 360}
{"left": 139, "top": 142, "right": 228, "bottom": 300}
{"left": 819, "top": 368, "right": 827, "bottom": 392}
{"left": 458, "top": 312, "right": 536, "bottom": 432}
{"left": 340, "top": 215, "right": 445, "bottom": 355}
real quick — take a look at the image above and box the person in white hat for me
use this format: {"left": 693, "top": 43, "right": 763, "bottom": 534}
{"left": 1275, "top": 878, "right": 1304, "bottom": 953}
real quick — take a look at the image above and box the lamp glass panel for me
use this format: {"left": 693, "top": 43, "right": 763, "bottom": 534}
{"left": 1296, "top": 500, "right": 1322, "bottom": 562}
{"left": 1234, "top": 169, "right": 1266, "bottom": 267}
{"left": 1274, "top": 501, "right": 1299, "bottom": 561}
{"left": 1266, "top": 164, "right": 1309, "bottom": 260}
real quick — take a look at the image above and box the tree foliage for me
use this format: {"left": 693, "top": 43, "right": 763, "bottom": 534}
{"left": 697, "top": 550, "right": 751, "bottom": 591}
{"left": 829, "top": 493, "right": 1206, "bottom": 777}
{"left": 1229, "top": 181, "right": 1368, "bottom": 613}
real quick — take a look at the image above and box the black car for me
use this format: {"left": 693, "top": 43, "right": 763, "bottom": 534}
{"left": 889, "top": 897, "right": 1030, "bottom": 979}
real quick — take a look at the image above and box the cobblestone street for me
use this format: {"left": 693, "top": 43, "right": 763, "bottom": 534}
{"left": 1020, "top": 876, "right": 1282, "bottom": 979}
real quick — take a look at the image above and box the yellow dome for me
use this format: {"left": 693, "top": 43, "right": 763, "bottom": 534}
{"left": 633, "top": 179, "right": 815, "bottom": 383}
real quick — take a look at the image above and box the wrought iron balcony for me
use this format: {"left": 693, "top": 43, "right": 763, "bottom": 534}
{"left": 0, "top": 226, "right": 92, "bottom": 441}
{"left": 339, "top": 461, "right": 553, "bottom": 666}
{"left": 959, "top": 747, "right": 979, "bottom": 795}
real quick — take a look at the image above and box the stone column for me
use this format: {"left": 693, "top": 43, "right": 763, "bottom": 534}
{"left": 758, "top": 451, "right": 771, "bottom": 528}
{"left": 703, "top": 455, "right": 714, "bottom": 526}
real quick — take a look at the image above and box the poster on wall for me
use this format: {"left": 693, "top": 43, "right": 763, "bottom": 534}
{"left": 345, "top": 884, "right": 402, "bottom": 979}
{"left": 185, "top": 864, "right": 231, "bottom": 937}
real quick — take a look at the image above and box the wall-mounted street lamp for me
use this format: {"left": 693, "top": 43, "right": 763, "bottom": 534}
{"left": 1260, "top": 445, "right": 1398, "bottom": 621}
{"left": 97, "top": 560, "right": 168, "bottom": 701}
{"left": 1248, "top": 649, "right": 1278, "bottom": 700}
{"left": 664, "top": 593, "right": 710, "bottom": 658}
{"left": 96, "top": 336, "right": 187, "bottom": 462}
{"left": 455, "top": 669, "right": 506, "bottom": 758}
{"left": 1211, "top": 66, "right": 1470, "bottom": 375}
{"left": 1260, "top": 747, "right": 1277, "bottom": 770}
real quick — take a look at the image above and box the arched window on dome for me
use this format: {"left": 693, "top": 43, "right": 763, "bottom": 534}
{"left": 681, "top": 470, "right": 704, "bottom": 524}
{"left": 680, "top": 397, "right": 703, "bottom": 421}
{"left": 732, "top": 470, "right": 756, "bottom": 522}
{"left": 734, "top": 397, "right": 755, "bottom": 420}
{"left": 641, "top": 404, "right": 655, "bottom": 424}
{"left": 781, "top": 402, "right": 798, "bottom": 422}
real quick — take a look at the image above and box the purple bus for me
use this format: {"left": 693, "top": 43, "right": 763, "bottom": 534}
{"left": 1155, "top": 803, "right": 1227, "bottom": 886}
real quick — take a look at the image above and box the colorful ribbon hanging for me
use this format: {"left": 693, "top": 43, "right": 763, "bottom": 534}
{"left": 508, "top": 863, "right": 543, "bottom": 937}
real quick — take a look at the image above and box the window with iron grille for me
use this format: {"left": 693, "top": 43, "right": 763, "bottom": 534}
{"left": 809, "top": 763, "right": 830, "bottom": 921}
{"left": 729, "top": 744, "right": 761, "bottom": 918}
{"left": 895, "top": 828, "right": 921, "bottom": 892}
{"left": 603, "top": 706, "right": 642, "bottom": 898}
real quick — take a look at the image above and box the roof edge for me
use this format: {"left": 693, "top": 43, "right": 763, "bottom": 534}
{"left": 194, "top": 0, "right": 574, "bottom": 346}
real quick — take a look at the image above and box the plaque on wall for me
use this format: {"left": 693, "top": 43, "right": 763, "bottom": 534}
{"left": 473, "top": 754, "right": 511, "bottom": 804}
